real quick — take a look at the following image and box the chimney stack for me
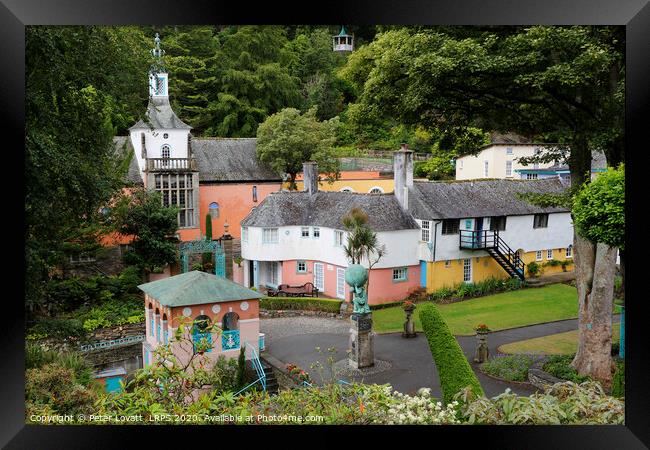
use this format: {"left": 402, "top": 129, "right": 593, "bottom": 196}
{"left": 303, "top": 162, "right": 319, "bottom": 195}
{"left": 393, "top": 144, "right": 413, "bottom": 209}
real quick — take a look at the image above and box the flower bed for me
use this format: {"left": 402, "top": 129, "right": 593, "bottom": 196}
{"left": 481, "top": 354, "right": 542, "bottom": 382}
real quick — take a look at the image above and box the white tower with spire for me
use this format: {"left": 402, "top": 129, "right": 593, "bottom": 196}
{"left": 128, "top": 33, "right": 199, "bottom": 230}
{"left": 129, "top": 33, "right": 193, "bottom": 182}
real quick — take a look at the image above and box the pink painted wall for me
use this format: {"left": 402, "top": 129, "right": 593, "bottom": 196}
{"left": 367, "top": 265, "right": 421, "bottom": 305}
{"left": 198, "top": 182, "right": 282, "bottom": 239}
{"left": 280, "top": 260, "right": 419, "bottom": 305}
{"left": 232, "top": 262, "right": 244, "bottom": 285}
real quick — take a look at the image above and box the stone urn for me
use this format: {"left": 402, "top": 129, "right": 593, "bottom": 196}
{"left": 473, "top": 327, "right": 490, "bottom": 363}
{"left": 402, "top": 302, "right": 417, "bottom": 338}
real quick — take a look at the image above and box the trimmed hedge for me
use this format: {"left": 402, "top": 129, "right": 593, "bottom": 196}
{"left": 370, "top": 300, "right": 405, "bottom": 311}
{"left": 260, "top": 297, "right": 342, "bottom": 313}
{"left": 419, "top": 303, "right": 484, "bottom": 404}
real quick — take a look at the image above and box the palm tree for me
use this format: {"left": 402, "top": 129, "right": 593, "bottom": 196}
{"left": 342, "top": 207, "right": 386, "bottom": 303}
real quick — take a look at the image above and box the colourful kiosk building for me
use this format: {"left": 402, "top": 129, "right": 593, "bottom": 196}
{"left": 138, "top": 270, "right": 263, "bottom": 368}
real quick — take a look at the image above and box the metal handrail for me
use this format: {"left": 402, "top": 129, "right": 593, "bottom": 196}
{"left": 233, "top": 341, "right": 267, "bottom": 396}
{"left": 459, "top": 229, "right": 525, "bottom": 278}
{"left": 80, "top": 334, "right": 145, "bottom": 352}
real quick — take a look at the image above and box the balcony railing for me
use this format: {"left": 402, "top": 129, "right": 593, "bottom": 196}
{"left": 146, "top": 157, "right": 197, "bottom": 172}
{"left": 459, "top": 230, "right": 498, "bottom": 249}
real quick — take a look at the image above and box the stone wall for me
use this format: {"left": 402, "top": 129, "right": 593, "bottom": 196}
{"left": 89, "top": 322, "right": 145, "bottom": 342}
{"left": 528, "top": 357, "right": 564, "bottom": 390}
{"left": 62, "top": 245, "right": 125, "bottom": 278}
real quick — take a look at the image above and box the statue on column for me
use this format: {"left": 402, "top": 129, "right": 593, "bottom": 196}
{"left": 345, "top": 264, "right": 370, "bottom": 315}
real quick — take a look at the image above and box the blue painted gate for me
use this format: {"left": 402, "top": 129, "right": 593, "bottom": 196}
{"left": 420, "top": 261, "right": 427, "bottom": 288}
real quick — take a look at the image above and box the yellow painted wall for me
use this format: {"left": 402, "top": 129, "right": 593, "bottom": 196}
{"left": 520, "top": 248, "right": 574, "bottom": 276}
{"left": 288, "top": 178, "right": 395, "bottom": 194}
{"left": 424, "top": 247, "right": 574, "bottom": 292}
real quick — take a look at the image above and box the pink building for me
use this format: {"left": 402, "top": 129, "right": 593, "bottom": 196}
{"left": 239, "top": 163, "right": 422, "bottom": 305}
{"left": 138, "top": 271, "right": 263, "bottom": 368}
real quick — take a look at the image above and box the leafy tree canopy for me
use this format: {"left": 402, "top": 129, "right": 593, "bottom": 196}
{"left": 110, "top": 188, "right": 179, "bottom": 277}
{"left": 573, "top": 165, "right": 625, "bottom": 249}
{"left": 256, "top": 107, "right": 341, "bottom": 189}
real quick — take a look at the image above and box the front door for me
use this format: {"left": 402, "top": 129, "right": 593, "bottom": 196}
{"left": 314, "top": 263, "right": 324, "bottom": 292}
{"left": 475, "top": 217, "right": 484, "bottom": 247}
{"left": 336, "top": 268, "right": 346, "bottom": 299}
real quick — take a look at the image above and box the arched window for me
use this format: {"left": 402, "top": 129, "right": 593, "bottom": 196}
{"left": 148, "top": 304, "right": 154, "bottom": 337}
{"left": 368, "top": 187, "right": 384, "bottom": 194}
{"left": 161, "top": 144, "right": 171, "bottom": 165}
{"left": 162, "top": 313, "right": 169, "bottom": 345}
{"left": 222, "top": 312, "right": 239, "bottom": 331}
{"left": 339, "top": 187, "right": 354, "bottom": 192}
{"left": 221, "top": 312, "right": 240, "bottom": 351}
{"left": 155, "top": 308, "right": 161, "bottom": 343}
{"left": 566, "top": 245, "right": 573, "bottom": 258}
{"left": 209, "top": 202, "right": 219, "bottom": 219}
{"left": 192, "top": 315, "right": 213, "bottom": 354}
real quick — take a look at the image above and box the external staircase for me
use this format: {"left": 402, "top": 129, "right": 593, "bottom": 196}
{"left": 459, "top": 230, "right": 525, "bottom": 281}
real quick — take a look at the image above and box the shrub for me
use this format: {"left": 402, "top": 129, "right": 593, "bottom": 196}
{"left": 543, "top": 355, "right": 591, "bottom": 383}
{"left": 429, "top": 277, "right": 525, "bottom": 304}
{"left": 370, "top": 300, "right": 405, "bottom": 311}
{"left": 455, "top": 381, "right": 624, "bottom": 425}
{"left": 236, "top": 347, "right": 246, "bottom": 389}
{"left": 611, "top": 360, "right": 624, "bottom": 398}
{"left": 419, "top": 303, "right": 484, "bottom": 404}
{"left": 28, "top": 317, "right": 85, "bottom": 340}
{"left": 481, "top": 354, "right": 539, "bottom": 382}
{"left": 26, "top": 364, "right": 98, "bottom": 418}
{"left": 527, "top": 261, "right": 541, "bottom": 277}
{"left": 260, "top": 297, "right": 342, "bottom": 313}
{"left": 210, "top": 355, "right": 240, "bottom": 394}
{"left": 118, "top": 266, "right": 143, "bottom": 292}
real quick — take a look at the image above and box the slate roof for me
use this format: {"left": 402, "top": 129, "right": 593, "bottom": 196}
{"left": 113, "top": 136, "right": 143, "bottom": 185}
{"left": 129, "top": 97, "right": 191, "bottom": 130}
{"left": 192, "top": 138, "right": 283, "bottom": 182}
{"left": 241, "top": 191, "right": 419, "bottom": 231}
{"left": 138, "top": 271, "right": 262, "bottom": 307}
{"left": 408, "top": 178, "right": 570, "bottom": 220}
{"left": 516, "top": 150, "right": 607, "bottom": 173}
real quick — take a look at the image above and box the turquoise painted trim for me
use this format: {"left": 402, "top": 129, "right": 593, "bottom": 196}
{"left": 296, "top": 260, "right": 308, "bottom": 274}
{"left": 392, "top": 267, "right": 408, "bottom": 283}
{"left": 420, "top": 261, "right": 427, "bottom": 287}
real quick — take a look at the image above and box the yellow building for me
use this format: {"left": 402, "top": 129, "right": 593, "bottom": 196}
{"left": 287, "top": 170, "right": 395, "bottom": 194}
{"left": 394, "top": 148, "right": 575, "bottom": 292}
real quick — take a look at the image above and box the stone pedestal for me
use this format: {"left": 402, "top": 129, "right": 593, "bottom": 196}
{"left": 402, "top": 308, "right": 416, "bottom": 338}
{"left": 474, "top": 331, "right": 489, "bottom": 363}
{"left": 349, "top": 313, "right": 374, "bottom": 369}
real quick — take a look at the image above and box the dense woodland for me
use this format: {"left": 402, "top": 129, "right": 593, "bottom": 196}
{"left": 26, "top": 25, "right": 624, "bottom": 389}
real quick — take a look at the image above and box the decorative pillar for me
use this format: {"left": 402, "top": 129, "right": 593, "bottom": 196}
{"left": 345, "top": 264, "right": 374, "bottom": 369}
{"left": 220, "top": 222, "right": 234, "bottom": 280}
{"left": 402, "top": 302, "right": 417, "bottom": 338}
{"left": 474, "top": 326, "right": 490, "bottom": 363}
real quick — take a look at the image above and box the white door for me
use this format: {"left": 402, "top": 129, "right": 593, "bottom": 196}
{"left": 314, "top": 263, "right": 324, "bottom": 291}
{"left": 336, "top": 268, "right": 346, "bottom": 299}
{"left": 463, "top": 258, "right": 472, "bottom": 283}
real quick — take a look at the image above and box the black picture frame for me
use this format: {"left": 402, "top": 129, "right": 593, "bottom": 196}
{"left": 4, "top": 0, "right": 648, "bottom": 447}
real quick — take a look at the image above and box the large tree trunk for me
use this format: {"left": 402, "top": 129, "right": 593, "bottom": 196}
{"left": 571, "top": 234, "right": 618, "bottom": 390}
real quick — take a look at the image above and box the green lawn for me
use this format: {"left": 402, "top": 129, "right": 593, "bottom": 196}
{"left": 499, "top": 323, "right": 621, "bottom": 355}
{"left": 372, "top": 284, "right": 579, "bottom": 335}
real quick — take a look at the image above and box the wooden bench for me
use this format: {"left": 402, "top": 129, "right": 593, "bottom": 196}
{"left": 267, "top": 282, "right": 319, "bottom": 298}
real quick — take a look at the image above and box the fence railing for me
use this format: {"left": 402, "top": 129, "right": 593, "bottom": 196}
{"left": 80, "top": 334, "right": 145, "bottom": 352}
{"left": 146, "top": 157, "right": 197, "bottom": 171}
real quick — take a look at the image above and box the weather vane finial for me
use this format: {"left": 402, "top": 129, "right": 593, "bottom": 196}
{"left": 151, "top": 32, "right": 165, "bottom": 59}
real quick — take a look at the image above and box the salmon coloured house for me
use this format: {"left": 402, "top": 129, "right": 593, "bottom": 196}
{"left": 138, "top": 271, "right": 263, "bottom": 368}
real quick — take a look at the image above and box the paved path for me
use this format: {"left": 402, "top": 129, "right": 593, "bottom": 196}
{"left": 260, "top": 314, "right": 620, "bottom": 399}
